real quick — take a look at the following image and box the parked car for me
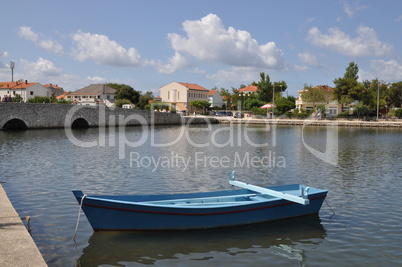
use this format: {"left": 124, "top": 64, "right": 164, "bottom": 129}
{"left": 226, "top": 111, "right": 233, "bottom": 116}
{"left": 234, "top": 112, "right": 244, "bottom": 118}
{"left": 246, "top": 112, "right": 254, "bottom": 117}
{"left": 215, "top": 111, "right": 226, "bottom": 116}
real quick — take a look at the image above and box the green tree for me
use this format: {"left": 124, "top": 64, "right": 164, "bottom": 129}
{"left": 361, "top": 79, "right": 387, "bottom": 111}
{"left": 344, "top": 62, "right": 359, "bottom": 80}
{"left": 219, "top": 87, "right": 232, "bottom": 108}
{"left": 244, "top": 98, "right": 265, "bottom": 110}
{"left": 275, "top": 97, "right": 296, "bottom": 114}
{"left": 256, "top": 72, "right": 273, "bottom": 103}
{"left": 137, "top": 91, "right": 154, "bottom": 110}
{"left": 354, "top": 102, "right": 370, "bottom": 118}
{"left": 12, "top": 94, "right": 23, "bottom": 103}
{"left": 108, "top": 83, "right": 140, "bottom": 104}
{"left": 387, "top": 81, "right": 402, "bottom": 108}
{"left": 333, "top": 62, "right": 364, "bottom": 107}
{"left": 300, "top": 84, "right": 326, "bottom": 110}
{"left": 190, "top": 100, "right": 210, "bottom": 113}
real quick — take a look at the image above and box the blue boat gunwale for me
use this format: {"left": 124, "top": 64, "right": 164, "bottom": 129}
{"left": 72, "top": 182, "right": 328, "bottom": 231}
{"left": 73, "top": 184, "right": 328, "bottom": 213}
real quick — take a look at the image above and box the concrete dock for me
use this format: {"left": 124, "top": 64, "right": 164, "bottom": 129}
{"left": 0, "top": 184, "right": 47, "bottom": 267}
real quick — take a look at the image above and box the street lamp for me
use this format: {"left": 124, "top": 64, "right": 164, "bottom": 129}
{"left": 272, "top": 86, "right": 275, "bottom": 119}
{"left": 376, "top": 82, "right": 380, "bottom": 120}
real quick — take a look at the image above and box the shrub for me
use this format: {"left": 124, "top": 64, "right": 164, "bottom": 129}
{"left": 394, "top": 109, "right": 402, "bottom": 118}
{"left": 115, "top": 99, "right": 132, "bottom": 108}
{"left": 27, "top": 96, "right": 52, "bottom": 103}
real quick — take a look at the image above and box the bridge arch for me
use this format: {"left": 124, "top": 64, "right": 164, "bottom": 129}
{"left": 2, "top": 118, "right": 28, "bottom": 131}
{"left": 71, "top": 118, "right": 90, "bottom": 129}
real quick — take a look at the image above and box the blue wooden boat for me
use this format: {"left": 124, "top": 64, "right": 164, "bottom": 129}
{"left": 72, "top": 172, "right": 328, "bottom": 231}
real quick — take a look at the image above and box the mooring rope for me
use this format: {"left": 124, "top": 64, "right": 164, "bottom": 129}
{"left": 325, "top": 198, "right": 336, "bottom": 218}
{"left": 72, "top": 194, "right": 86, "bottom": 242}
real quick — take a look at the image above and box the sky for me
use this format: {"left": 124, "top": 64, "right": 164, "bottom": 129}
{"left": 1, "top": 0, "right": 402, "bottom": 97}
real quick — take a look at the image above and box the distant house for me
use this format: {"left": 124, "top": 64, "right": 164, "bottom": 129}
{"left": 60, "top": 84, "right": 116, "bottom": 107}
{"left": 208, "top": 89, "right": 224, "bottom": 107}
{"left": 43, "top": 83, "right": 64, "bottom": 97}
{"left": 0, "top": 80, "right": 51, "bottom": 102}
{"left": 159, "top": 82, "right": 209, "bottom": 112}
{"left": 238, "top": 85, "right": 258, "bottom": 94}
{"left": 295, "top": 85, "right": 351, "bottom": 116}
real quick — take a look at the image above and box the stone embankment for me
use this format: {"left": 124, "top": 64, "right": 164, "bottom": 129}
{"left": 206, "top": 116, "right": 402, "bottom": 127}
{"left": 0, "top": 184, "right": 47, "bottom": 267}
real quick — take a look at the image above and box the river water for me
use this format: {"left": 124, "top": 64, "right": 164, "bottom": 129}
{"left": 0, "top": 123, "right": 401, "bottom": 266}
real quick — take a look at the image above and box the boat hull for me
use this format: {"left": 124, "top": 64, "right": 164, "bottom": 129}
{"left": 73, "top": 184, "right": 327, "bottom": 231}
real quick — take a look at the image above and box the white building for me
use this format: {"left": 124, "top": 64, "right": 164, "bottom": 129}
{"left": 60, "top": 84, "right": 116, "bottom": 107}
{"left": 0, "top": 80, "right": 51, "bottom": 102}
{"left": 208, "top": 89, "right": 224, "bottom": 107}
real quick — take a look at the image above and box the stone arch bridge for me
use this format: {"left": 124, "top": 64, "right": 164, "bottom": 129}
{"left": 0, "top": 103, "right": 197, "bottom": 130}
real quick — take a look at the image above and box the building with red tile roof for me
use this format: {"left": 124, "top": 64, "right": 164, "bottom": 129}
{"left": 43, "top": 83, "right": 64, "bottom": 97}
{"left": 159, "top": 82, "right": 210, "bottom": 112}
{"left": 57, "top": 84, "right": 116, "bottom": 106}
{"left": 295, "top": 85, "right": 351, "bottom": 115}
{"left": 238, "top": 85, "right": 258, "bottom": 93}
{"left": 0, "top": 80, "right": 51, "bottom": 102}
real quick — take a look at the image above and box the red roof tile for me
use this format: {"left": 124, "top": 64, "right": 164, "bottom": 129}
{"left": 0, "top": 81, "right": 38, "bottom": 89}
{"left": 208, "top": 89, "right": 218, "bottom": 96}
{"left": 178, "top": 82, "right": 209, "bottom": 91}
{"left": 238, "top": 85, "right": 257, "bottom": 92}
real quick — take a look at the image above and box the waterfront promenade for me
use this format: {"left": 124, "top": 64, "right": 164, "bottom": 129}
{"left": 0, "top": 184, "right": 47, "bottom": 267}
{"left": 199, "top": 116, "right": 402, "bottom": 127}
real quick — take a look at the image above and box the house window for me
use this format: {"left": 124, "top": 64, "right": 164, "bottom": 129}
{"left": 107, "top": 95, "right": 110, "bottom": 99}
{"left": 178, "top": 91, "right": 179, "bottom": 100}
{"left": 168, "top": 91, "right": 170, "bottom": 99}
{"left": 329, "top": 107, "right": 338, "bottom": 116}
{"left": 30, "top": 91, "right": 34, "bottom": 95}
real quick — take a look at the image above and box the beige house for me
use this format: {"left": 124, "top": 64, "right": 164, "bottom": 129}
{"left": 295, "top": 85, "right": 351, "bottom": 116}
{"left": 159, "top": 82, "right": 209, "bottom": 112}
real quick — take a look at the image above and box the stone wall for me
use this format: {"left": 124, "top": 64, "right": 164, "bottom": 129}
{"left": 0, "top": 103, "right": 184, "bottom": 130}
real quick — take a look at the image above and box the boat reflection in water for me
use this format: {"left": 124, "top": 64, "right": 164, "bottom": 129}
{"left": 77, "top": 215, "right": 326, "bottom": 266}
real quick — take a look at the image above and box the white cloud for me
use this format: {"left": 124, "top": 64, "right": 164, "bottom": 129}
{"left": 341, "top": 0, "right": 367, "bottom": 18}
{"left": 207, "top": 66, "right": 260, "bottom": 85}
{"left": 39, "top": 40, "right": 63, "bottom": 55}
{"left": 18, "top": 26, "right": 63, "bottom": 55}
{"left": 298, "top": 52, "right": 318, "bottom": 66}
{"left": 293, "top": 64, "right": 309, "bottom": 72}
{"left": 21, "top": 57, "right": 62, "bottom": 77}
{"left": 367, "top": 59, "right": 402, "bottom": 82}
{"left": 306, "top": 26, "right": 393, "bottom": 57}
{"left": 85, "top": 76, "right": 106, "bottom": 83}
{"left": 395, "top": 15, "right": 402, "bottom": 22}
{"left": 161, "top": 13, "right": 285, "bottom": 73}
{"left": 71, "top": 31, "right": 143, "bottom": 68}
{"left": 152, "top": 52, "right": 191, "bottom": 74}
{"left": 19, "top": 26, "right": 39, "bottom": 42}
{"left": 0, "top": 50, "right": 9, "bottom": 69}
{"left": 190, "top": 67, "right": 206, "bottom": 74}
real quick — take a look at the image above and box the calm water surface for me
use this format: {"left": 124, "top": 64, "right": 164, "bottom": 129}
{"left": 0, "top": 124, "right": 401, "bottom": 266}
